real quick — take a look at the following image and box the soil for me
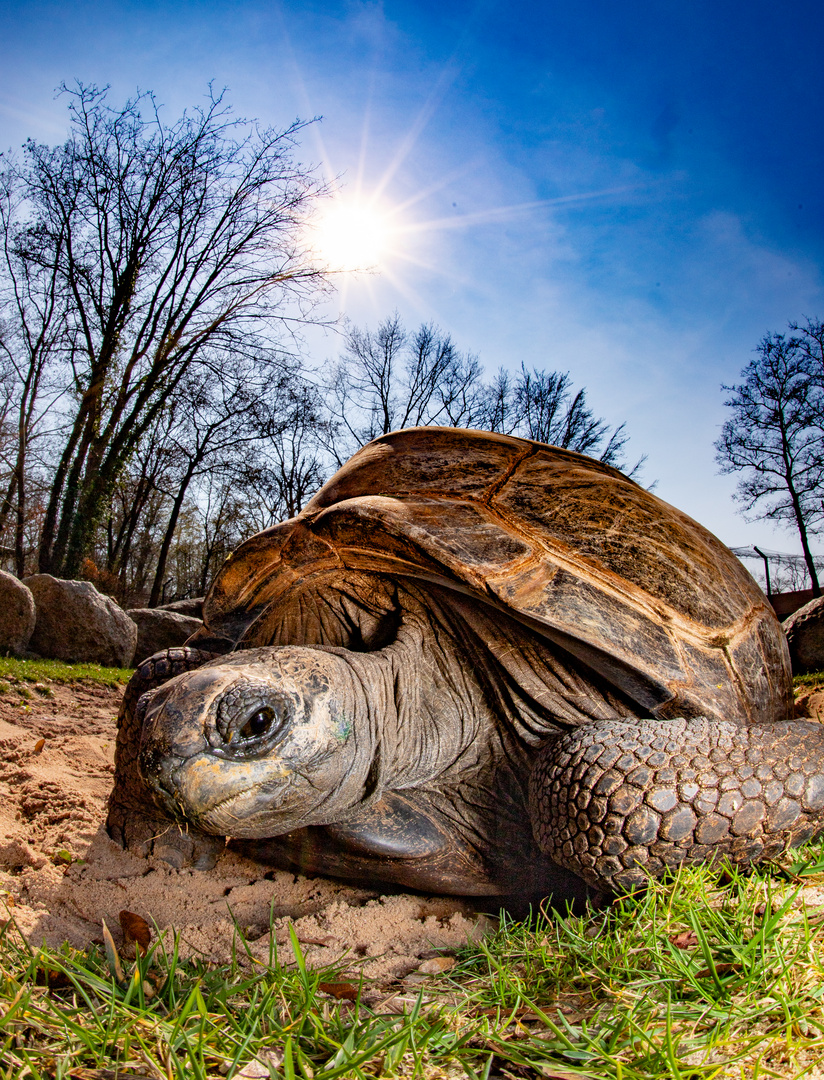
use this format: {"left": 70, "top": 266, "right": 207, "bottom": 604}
{"left": 0, "top": 679, "right": 492, "bottom": 981}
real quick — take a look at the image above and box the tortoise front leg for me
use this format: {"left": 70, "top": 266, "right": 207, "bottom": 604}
{"left": 529, "top": 717, "right": 824, "bottom": 893}
{"left": 107, "top": 647, "right": 227, "bottom": 869}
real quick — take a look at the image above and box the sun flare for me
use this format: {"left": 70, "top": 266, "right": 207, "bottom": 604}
{"left": 313, "top": 196, "right": 394, "bottom": 272}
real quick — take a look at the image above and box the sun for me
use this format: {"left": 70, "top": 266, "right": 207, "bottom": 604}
{"left": 312, "top": 196, "right": 394, "bottom": 273}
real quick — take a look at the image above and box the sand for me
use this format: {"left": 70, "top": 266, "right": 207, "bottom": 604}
{"left": 0, "top": 678, "right": 492, "bottom": 980}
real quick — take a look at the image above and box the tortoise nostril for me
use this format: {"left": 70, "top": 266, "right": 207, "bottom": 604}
{"left": 139, "top": 743, "right": 184, "bottom": 803}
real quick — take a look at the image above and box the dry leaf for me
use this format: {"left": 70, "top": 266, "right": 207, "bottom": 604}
{"left": 669, "top": 930, "right": 699, "bottom": 949}
{"left": 33, "top": 738, "right": 45, "bottom": 754}
{"left": 235, "top": 1049, "right": 284, "bottom": 1078}
{"left": 417, "top": 955, "right": 456, "bottom": 975}
{"left": 70, "top": 1071, "right": 158, "bottom": 1080}
{"left": 35, "top": 966, "right": 72, "bottom": 989}
{"left": 318, "top": 981, "right": 359, "bottom": 1000}
{"left": 119, "top": 909, "right": 152, "bottom": 955}
{"left": 235, "top": 1061, "right": 269, "bottom": 1079}
{"left": 101, "top": 919, "right": 125, "bottom": 983}
{"left": 537, "top": 1066, "right": 598, "bottom": 1080}
{"left": 696, "top": 962, "right": 740, "bottom": 979}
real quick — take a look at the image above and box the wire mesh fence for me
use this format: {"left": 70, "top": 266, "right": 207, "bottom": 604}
{"left": 729, "top": 546, "right": 824, "bottom": 597}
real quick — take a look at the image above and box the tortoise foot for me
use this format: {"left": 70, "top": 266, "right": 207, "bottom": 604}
{"left": 108, "top": 800, "right": 224, "bottom": 869}
{"left": 153, "top": 827, "right": 224, "bottom": 870}
{"left": 530, "top": 717, "right": 824, "bottom": 893}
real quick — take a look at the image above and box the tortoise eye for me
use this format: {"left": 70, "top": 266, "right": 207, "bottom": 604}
{"left": 240, "top": 706, "right": 277, "bottom": 741}
{"left": 214, "top": 685, "right": 294, "bottom": 755}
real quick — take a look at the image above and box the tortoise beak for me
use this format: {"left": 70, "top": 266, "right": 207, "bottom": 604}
{"left": 138, "top": 684, "right": 292, "bottom": 828}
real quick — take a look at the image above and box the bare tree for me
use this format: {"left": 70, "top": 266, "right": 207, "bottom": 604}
{"left": 0, "top": 164, "right": 70, "bottom": 574}
{"left": 193, "top": 470, "right": 251, "bottom": 597}
{"left": 328, "top": 315, "right": 642, "bottom": 475}
{"left": 3, "top": 82, "right": 330, "bottom": 578}
{"left": 326, "top": 314, "right": 484, "bottom": 464}
{"left": 104, "top": 417, "right": 180, "bottom": 599}
{"left": 716, "top": 327, "right": 824, "bottom": 596}
{"left": 145, "top": 366, "right": 264, "bottom": 606}
{"left": 478, "top": 363, "right": 637, "bottom": 470}
{"left": 235, "top": 379, "right": 330, "bottom": 528}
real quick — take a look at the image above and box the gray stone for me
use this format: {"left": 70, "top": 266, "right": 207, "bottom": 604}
{"left": 126, "top": 608, "right": 203, "bottom": 664}
{"left": 0, "top": 570, "right": 35, "bottom": 656}
{"left": 24, "top": 575, "right": 137, "bottom": 667}
{"left": 784, "top": 595, "right": 824, "bottom": 674}
{"left": 158, "top": 597, "right": 204, "bottom": 619}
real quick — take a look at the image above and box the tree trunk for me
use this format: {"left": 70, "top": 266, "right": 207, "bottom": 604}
{"left": 110, "top": 474, "right": 153, "bottom": 579}
{"left": 39, "top": 402, "right": 95, "bottom": 573}
{"left": 148, "top": 462, "right": 197, "bottom": 607}
{"left": 794, "top": 506, "right": 821, "bottom": 596}
{"left": 13, "top": 445, "right": 26, "bottom": 578}
{"left": 779, "top": 408, "right": 822, "bottom": 598}
{"left": 0, "top": 472, "right": 19, "bottom": 543}
{"left": 14, "top": 489, "right": 25, "bottom": 578}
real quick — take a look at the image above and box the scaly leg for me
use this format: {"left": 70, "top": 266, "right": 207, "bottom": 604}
{"left": 529, "top": 717, "right": 824, "bottom": 892}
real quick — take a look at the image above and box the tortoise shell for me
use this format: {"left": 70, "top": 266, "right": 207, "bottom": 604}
{"left": 201, "top": 427, "right": 791, "bottom": 728}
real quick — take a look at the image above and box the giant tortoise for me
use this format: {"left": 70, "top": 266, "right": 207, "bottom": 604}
{"left": 107, "top": 428, "right": 824, "bottom": 902}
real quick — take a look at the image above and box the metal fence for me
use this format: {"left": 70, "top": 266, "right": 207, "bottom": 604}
{"left": 729, "top": 546, "right": 824, "bottom": 597}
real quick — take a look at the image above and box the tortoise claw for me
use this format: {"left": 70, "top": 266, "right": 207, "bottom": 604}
{"left": 109, "top": 798, "right": 224, "bottom": 870}
{"left": 152, "top": 827, "right": 224, "bottom": 870}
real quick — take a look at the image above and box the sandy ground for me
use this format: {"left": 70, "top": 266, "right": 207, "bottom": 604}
{"left": 0, "top": 679, "right": 492, "bottom": 981}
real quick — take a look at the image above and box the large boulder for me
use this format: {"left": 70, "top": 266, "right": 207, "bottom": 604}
{"left": 127, "top": 608, "right": 203, "bottom": 664}
{"left": 0, "top": 571, "right": 36, "bottom": 656}
{"left": 158, "top": 596, "right": 204, "bottom": 619}
{"left": 783, "top": 594, "right": 824, "bottom": 674}
{"left": 24, "top": 575, "right": 137, "bottom": 667}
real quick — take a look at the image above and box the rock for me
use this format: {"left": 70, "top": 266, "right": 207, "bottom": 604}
{"left": 24, "top": 575, "right": 137, "bottom": 667}
{"left": 127, "top": 608, "right": 203, "bottom": 663}
{"left": 783, "top": 595, "right": 824, "bottom": 674}
{"left": 158, "top": 596, "right": 204, "bottom": 619}
{"left": 0, "top": 570, "right": 36, "bottom": 656}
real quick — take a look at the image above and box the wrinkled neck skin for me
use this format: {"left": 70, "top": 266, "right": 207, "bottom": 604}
{"left": 137, "top": 597, "right": 488, "bottom": 842}
{"left": 338, "top": 601, "right": 491, "bottom": 794}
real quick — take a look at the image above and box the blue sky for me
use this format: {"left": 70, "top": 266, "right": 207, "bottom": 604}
{"left": 2, "top": 0, "right": 823, "bottom": 562}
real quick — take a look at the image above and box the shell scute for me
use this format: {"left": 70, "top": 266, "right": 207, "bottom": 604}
{"left": 493, "top": 447, "right": 765, "bottom": 630}
{"left": 308, "top": 427, "right": 529, "bottom": 509}
{"left": 315, "top": 496, "right": 533, "bottom": 579}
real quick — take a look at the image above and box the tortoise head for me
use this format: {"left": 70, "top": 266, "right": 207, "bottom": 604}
{"left": 137, "top": 647, "right": 373, "bottom": 838}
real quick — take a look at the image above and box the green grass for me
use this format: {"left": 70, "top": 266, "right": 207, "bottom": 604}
{"left": 4, "top": 847, "right": 824, "bottom": 1079}
{"left": 0, "top": 656, "right": 133, "bottom": 687}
